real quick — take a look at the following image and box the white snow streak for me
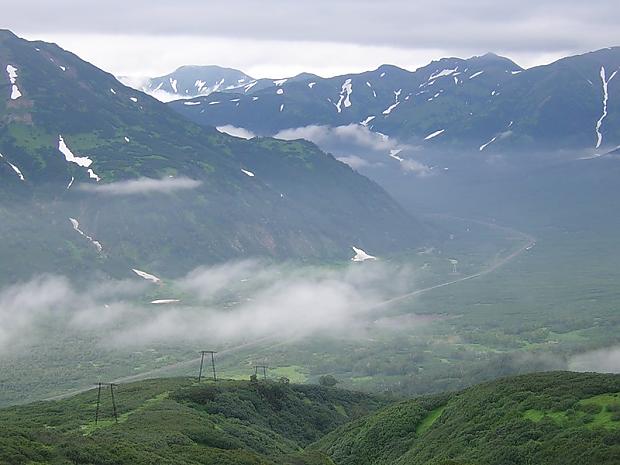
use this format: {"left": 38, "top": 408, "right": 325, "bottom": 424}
{"left": 360, "top": 115, "right": 376, "bottom": 126}
{"left": 6, "top": 65, "right": 22, "bottom": 100}
{"left": 183, "top": 101, "right": 201, "bottom": 106}
{"left": 469, "top": 71, "right": 484, "bottom": 79}
{"left": 388, "top": 149, "right": 404, "bottom": 161}
{"left": 244, "top": 81, "right": 258, "bottom": 92}
{"left": 87, "top": 169, "right": 101, "bottom": 182}
{"left": 351, "top": 246, "right": 377, "bottom": 262}
{"left": 132, "top": 269, "right": 161, "bottom": 284}
{"left": 308, "top": 82, "right": 316, "bottom": 88}
{"left": 0, "top": 152, "right": 24, "bottom": 181}
{"left": 595, "top": 66, "right": 618, "bottom": 149}
{"left": 58, "top": 135, "right": 94, "bottom": 169}
{"left": 7, "top": 161, "right": 24, "bottom": 181}
{"left": 58, "top": 135, "right": 101, "bottom": 182}
{"left": 479, "top": 136, "right": 498, "bottom": 151}
{"left": 382, "top": 102, "right": 399, "bottom": 115}
{"left": 429, "top": 68, "right": 457, "bottom": 80}
{"left": 274, "top": 79, "right": 288, "bottom": 86}
{"left": 335, "top": 78, "right": 353, "bottom": 113}
{"left": 241, "top": 168, "right": 255, "bottom": 177}
{"left": 69, "top": 218, "right": 103, "bottom": 253}
{"left": 169, "top": 78, "right": 178, "bottom": 93}
{"left": 424, "top": 129, "right": 445, "bottom": 140}
{"left": 58, "top": 135, "right": 93, "bottom": 168}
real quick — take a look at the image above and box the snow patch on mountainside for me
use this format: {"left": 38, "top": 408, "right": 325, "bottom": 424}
{"left": 132, "top": 269, "right": 161, "bottom": 283}
{"left": 241, "top": 168, "right": 255, "bottom": 177}
{"left": 58, "top": 135, "right": 101, "bottom": 182}
{"left": 169, "top": 78, "right": 178, "bottom": 93}
{"left": 479, "top": 135, "right": 498, "bottom": 151}
{"left": 5, "top": 65, "right": 22, "bottom": 100}
{"left": 469, "top": 71, "right": 484, "bottom": 79}
{"left": 7, "top": 161, "right": 24, "bottom": 181}
{"left": 424, "top": 129, "right": 445, "bottom": 140}
{"left": 335, "top": 79, "right": 353, "bottom": 113}
{"left": 58, "top": 135, "right": 93, "bottom": 168}
{"left": 69, "top": 218, "right": 103, "bottom": 253}
{"left": 595, "top": 66, "right": 618, "bottom": 148}
{"left": 360, "top": 115, "right": 376, "bottom": 126}
{"left": 382, "top": 102, "right": 399, "bottom": 115}
{"left": 388, "top": 149, "right": 404, "bottom": 161}
{"left": 244, "top": 81, "right": 258, "bottom": 92}
{"left": 430, "top": 67, "right": 457, "bottom": 80}
{"left": 0, "top": 152, "right": 24, "bottom": 181}
{"left": 351, "top": 246, "right": 377, "bottom": 262}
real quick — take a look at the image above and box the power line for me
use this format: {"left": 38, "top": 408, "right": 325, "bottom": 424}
{"left": 254, "top": 365, "right": 268, "bottom": 380}
{"left": 94, "top": 382, "right": 119, "bottom": 424}
{"left": 198, "top": 351, "right": 217, "bottom": 382}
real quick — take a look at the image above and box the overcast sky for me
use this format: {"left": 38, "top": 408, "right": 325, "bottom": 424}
{"left": 3, "top": 0, "right": 619, "bottom": 78}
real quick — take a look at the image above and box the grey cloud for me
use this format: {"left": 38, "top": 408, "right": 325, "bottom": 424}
{"left": 6, "top": 0, "right": 620, "bottom": 54}
{"left": 77, "top": 177, "right": 202, "bottom": 195}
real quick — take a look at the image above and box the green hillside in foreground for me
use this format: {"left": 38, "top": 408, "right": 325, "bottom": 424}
{"left": 0, "top": 372, "right": 618, "bottom": 465}
{"left": 314, "top": 372, "right": 620, "bottom": 465}
{"left": 0, "top": 378, "right": 386, "bottom": 465}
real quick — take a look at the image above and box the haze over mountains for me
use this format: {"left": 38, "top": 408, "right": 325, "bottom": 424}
{"left": 143, "top": 48, "right": 620, "bottom": 156}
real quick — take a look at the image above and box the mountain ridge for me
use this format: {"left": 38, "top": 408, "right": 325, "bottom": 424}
{"left": 167, "top": 46, "right": 620, "bottom": 155}
{"left": 0, "top": 30, "right": 425, "bottom": 283}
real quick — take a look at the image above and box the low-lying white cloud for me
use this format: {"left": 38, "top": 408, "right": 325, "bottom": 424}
{"left": 78, "top": 177, "right": 201, "bottom": 195}
{"left": 274, "top": 124, "right": 431, "bottom": 175}
{"left": 569, "top": 346, "right": 620, "bottom": 373}
{"left": 216, "top": 125, "right": 257, "bottom": 140}
{"left": 0, "top": 260, "right": 416, "bottom": 354}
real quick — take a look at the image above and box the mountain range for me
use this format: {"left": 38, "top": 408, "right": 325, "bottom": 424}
{"left": 0, "top": 30, "right": 424, "bottom": 283}
{"left": 161, "top": 48, "right": 620, "bottom": 155}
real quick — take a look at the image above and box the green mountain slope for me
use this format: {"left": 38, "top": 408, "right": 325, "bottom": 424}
{"left": 314, "top": 372, "right": 620, "bottom": 465}
{"left": 0, "top": 373, "right": 618, "bottom": 465}
{"left": 0, "top": 30, "right": 425, "bottom": 283}
{"left": 0, "top": 378, "right": 386, "bottom": 465}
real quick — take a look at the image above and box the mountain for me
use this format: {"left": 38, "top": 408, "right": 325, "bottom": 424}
{"left": 315, "top": 372, "right": 620, "bottom": 465}
{"left": 169, "top": 48, "right": 620, "bottom": 154}
{"left": 0, "top": 30, "right": 425, "bottom": 284}
{"left": 129, "top": 65, "right": 255, "bottom": 101}
{"left": 0, "top": 373, "right": 617, "bottom": 465}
